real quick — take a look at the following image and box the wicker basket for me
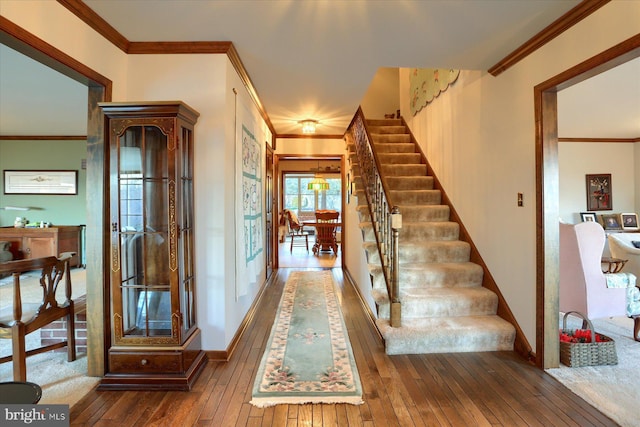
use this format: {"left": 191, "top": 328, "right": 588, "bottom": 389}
{"left": 560, "top": 311, "right": 618, "bottom": 367}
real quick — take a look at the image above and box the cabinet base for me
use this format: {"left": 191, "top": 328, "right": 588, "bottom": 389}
{"left": 98, "top": 329, "right": 207, "bottom": 391}
{"left": 98, "top": 350, "right": 207, "bottom": 391}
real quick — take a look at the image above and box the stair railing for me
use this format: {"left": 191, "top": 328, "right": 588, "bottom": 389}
{"left": 349, "top": 107, "right": 402, "bottom": 327}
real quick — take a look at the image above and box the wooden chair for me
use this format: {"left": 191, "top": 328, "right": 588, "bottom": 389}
{"left": 313, "top": 210, "right": 339, "bottom": 256}
{"left": 284, "top": 209, "right": 309, "bottom": 252}
{"left": 0, "top": 252, "right": 76, "bottom": 382}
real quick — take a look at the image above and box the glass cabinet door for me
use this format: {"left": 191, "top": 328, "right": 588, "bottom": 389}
{"left": 179, "top": 126, "right": 196, "bottom": 334}
{"left": 112, "top": 123, "right": 174, "bottom": 343}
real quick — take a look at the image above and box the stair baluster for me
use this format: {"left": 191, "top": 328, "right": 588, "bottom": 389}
{"left": 350, "top": 109, "right": 401, "bottom": 326}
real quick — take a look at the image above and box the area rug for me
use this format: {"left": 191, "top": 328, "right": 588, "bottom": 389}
{"left": 547, "top": 313, "right": 640, "bottom": 427}
{"left": 250, "top": 270, "right": 363, "bottom": 407}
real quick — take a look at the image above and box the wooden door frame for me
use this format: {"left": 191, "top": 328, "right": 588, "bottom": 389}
{"left": 536, "top": 34, "right": 640, "bottom": 369}
{"left": 1, "top": 17, "right": 112, "bottom": 376}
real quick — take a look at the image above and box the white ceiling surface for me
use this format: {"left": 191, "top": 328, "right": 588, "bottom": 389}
{"left": 0, "top": 0, "right": 638, "bottom": 138}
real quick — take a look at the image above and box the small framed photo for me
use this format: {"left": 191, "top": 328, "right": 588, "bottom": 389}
{"left": 586, "top": 173, "right": 612, "bottom": 211}
{"left": 620, "top": 213, "right": 639, "bottom": 231}
{"left": 601, "top": 214, "right": 622, "bottom": 230}
{"left": 580, "top": 212, "right": 597, "bottom": 222}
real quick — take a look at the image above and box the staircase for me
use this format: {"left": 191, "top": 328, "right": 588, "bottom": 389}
{"left": 348, "top": 118, "right": 516, "bottom": 355}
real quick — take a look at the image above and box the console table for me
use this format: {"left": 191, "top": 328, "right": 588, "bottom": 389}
{"left": 0, "top": 226, "right": 81, "bottom": 267}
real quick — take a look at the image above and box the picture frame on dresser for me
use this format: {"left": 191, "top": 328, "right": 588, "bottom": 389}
{"left": 601, "top": 213, "right": 622, "bottom": 230}
{"left": 580, "top": 212, "right": 597, "bottom": 222}
{"left": 620, "top": 213, "right": 639, "bottom": 231}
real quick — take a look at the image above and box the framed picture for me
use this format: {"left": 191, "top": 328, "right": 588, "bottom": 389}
{"left": 601, "top": 213, "right": 622, "bottom": 230}
{"left": 580, "top": 212, "right": 597, "bottom": 222}
{"left": 620, "top": 213, "right": 639, "bottom": 231}
{"left": 3, "top": 170, "right": 78, "bottom": 195}
{"left": 586, "top": 174, "right": 612, "bottom": 211}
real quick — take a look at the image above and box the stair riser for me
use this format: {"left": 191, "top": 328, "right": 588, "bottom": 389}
{"left": 397, "top": 206, "right": 450, "bottom": 222}
{"left": 367, "top": 119, "right": 402, "bottom": 127}
{"left": 379, "top": 293, "right": 498, "bottom": 318}
{"left": 398, "top": 243, "right": 471, "bottom": 263}
{"left": 399, "top": 223, "right": 460, "bottom": 241}
{"left": 391, "top": 191, "right": 441, "bottom": 205}
{"left": 374, "top": 143, "right": 416, "bottom": 153}
{"left": 378, "top": 153, "right": 422, "bottom": 165}
{"left": 370, "top": 263, "right": 484, "bottom": 289}
{"left": 386, "top": 177, "right": 434, "bottom": 190}
{"left": 384, "top": 330, "right": 515, "bottom": 355}
{"left": 368, "top": 125, "right": 407, "bottom": 134}
{"left": 382, "top": 165, "right": 427, "bottom": 176}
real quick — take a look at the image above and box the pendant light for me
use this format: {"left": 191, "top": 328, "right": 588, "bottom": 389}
{"left": 308, "top": 160, "right": 330, "bottom": 191}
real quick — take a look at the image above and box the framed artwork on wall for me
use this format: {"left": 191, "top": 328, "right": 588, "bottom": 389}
{"left": 580, "top": 212, "right": 597, "bottom": 222}
{"left": 3, "top": 170, "right": 78, "bottom": 195}
{"left": 586, "top": 173, "right": 612, "bottom": 211}
{"left": 621, "top": 213, "right": 639, "bottom": 230}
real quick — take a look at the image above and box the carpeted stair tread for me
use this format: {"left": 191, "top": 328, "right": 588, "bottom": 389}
{"left": 377, "top": 316, "right": 515, "bottom": 355}
{"left": 378, "top": 153, "right": 422, "bottom": 165}
{"left": 374, "top": 143, "right": 416, "bottom": 153}
{"left": 396, "top": 205, "right": 450, "bottom": 222}
{"left": 353, "top": 114, "right": 516, "bottom": 356}
{"left": 367, "top": 125, "right": 407, "bottom": 134}
{"left": 371, "top": 133, "right": 411, "bottom": 144}
{"left": 396, "top": 287, "right": 498, "bottom": 318}
{"left": 398, "top": 262, "right": 484, "bottom": 288}
{"left": 381, "top": 164, "right": 427, "bottom": 176}
{"left": 399, "top": 221, "right": 460, "bottom": 241}
{"left": 386, "top": 176, "right": 434, "bottom": 190}
{"left": 367, "top": 119, "right": 402, "bottom": 126}
{"left": 390, "top": 189, "right": 441, "bottom": 205}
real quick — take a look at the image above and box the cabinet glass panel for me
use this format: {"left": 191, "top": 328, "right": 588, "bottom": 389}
{"left": 117, "top": 124, "right": 172, "bottom": 338}
{"left": 179, "top": 127, "right": 195, "bottom": 330}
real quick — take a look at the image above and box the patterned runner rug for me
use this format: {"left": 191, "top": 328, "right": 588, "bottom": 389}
{"left": 250, "top": 270, "right": 363, "bottom": 407}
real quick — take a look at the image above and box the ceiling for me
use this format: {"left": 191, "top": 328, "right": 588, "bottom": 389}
{"left": 0, "top": 0, "right": 638, "bottom": 138}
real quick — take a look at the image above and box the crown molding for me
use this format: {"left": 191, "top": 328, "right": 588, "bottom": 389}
{"left": 57, "top": 0, "right": 276, "bottom": 136}
{"left": 488, "top": 0, "right": 610, "bottom": 77}
{"left": 558, "top": 137, "right": 640, "bottom": 143}
{"left": 0, "top": 135, "right": 87, "bottom": 141}
{"left": 277, "top": 134, "right": 345, "bottom": 139}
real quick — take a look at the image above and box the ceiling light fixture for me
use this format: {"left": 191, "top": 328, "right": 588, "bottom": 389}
{"left": 300, "top": 119, "right": 318, "bottom": 134}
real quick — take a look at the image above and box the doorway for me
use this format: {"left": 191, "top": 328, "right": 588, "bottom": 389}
{"left": 536, "top": 34, "right": 640, "bottom": 369}
{"left": 276, "top": 155, "right": 344, "bottom": 269}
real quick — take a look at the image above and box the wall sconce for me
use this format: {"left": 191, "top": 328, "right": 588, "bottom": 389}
{"left": 300, "top": 119, "right": 318, "bottom": 134}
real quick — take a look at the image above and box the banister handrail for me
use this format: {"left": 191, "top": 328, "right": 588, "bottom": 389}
{"left": 348, "top": 107, "right": 401, "bottom": 326}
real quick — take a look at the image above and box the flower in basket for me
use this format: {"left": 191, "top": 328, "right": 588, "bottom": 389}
{"left": 559, "top": 329, "right": 610, "bottom": 343}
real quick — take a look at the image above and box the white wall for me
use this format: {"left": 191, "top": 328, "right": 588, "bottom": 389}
{"left": 3, "top": 1, "right": 272, "bottom": 352}
{"left": 559, "top": 142, "right": 636, "bottom": 224}
{"left": 360, "top": 67, "right": 400, "bottom": 120}
{"left": 399, "top": 1, "right": 640, "bottom": 347}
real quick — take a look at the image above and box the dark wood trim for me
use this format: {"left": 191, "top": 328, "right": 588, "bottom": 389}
{"left": 57, "top": 0, "right": 130, "bottom": 52}
{"left": 401, "top": 117, "right": 533, "bottom": 362}
{"left": 277, "top": 133, "right": 345, "bottom": 139}
{"left": 535, "top": 33, "right": 640, "bottom": 369}
{"left": 0, "top": 135, "right": 86, "bottom": 140}
{"left": 204, "top": 271, "right": 277, "bottom": 362}
{"left": 128, "top": 41, "right": 234, "bottom": 54}
{"left": 1, "top": 17, "right": 112, "bottom": 377}
{"left": 0, "top": 16, "right": 112, "bottom": 91}
{"left": 559, "top": 137, "right": 640, "bottom": 143}
{"left": 488, "top": 1, "right": 610, "bottom": 77}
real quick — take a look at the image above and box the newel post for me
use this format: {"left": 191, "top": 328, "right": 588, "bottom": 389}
{"left": 390, "top": 206, "right": 402, "bottom": 327}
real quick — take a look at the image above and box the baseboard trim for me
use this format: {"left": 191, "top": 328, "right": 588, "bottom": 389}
{"left": 204, "top": 271, "right": 277, "bottom": 362}
{"left": 343, "top": 267, "right": 383, "bottom": 343}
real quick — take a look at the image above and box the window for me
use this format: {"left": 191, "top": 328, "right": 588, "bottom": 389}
{"left": 283, "top": 173, "right": 341, "bottom": 220}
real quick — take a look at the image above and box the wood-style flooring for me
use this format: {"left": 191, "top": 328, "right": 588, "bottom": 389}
{"left": 69, "top": 268, "right": 617, "bottom": 426}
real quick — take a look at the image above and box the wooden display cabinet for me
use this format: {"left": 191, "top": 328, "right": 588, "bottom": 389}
{"left": 98, "top": 101, "right": 206, "bottom": 390}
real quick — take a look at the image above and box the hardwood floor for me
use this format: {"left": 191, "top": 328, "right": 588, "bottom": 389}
{"left": 69, "top": 268, "right": 617, "bottom": 426}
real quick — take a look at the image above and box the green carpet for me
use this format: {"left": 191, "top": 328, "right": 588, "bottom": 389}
{"left": 250, "top": 270, "right": 363, "bottom": 407}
